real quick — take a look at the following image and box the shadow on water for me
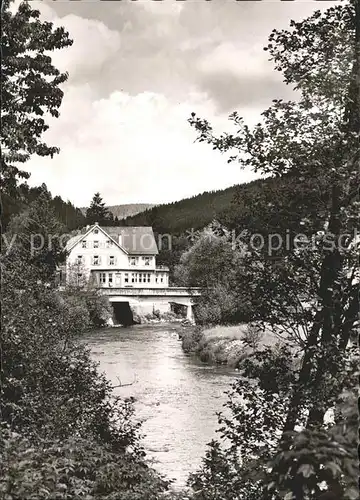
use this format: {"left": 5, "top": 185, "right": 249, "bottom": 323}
{"left": 83, "top": 323, "right": 240, "bottom": 487}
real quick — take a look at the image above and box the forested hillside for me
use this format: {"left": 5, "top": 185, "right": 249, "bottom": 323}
{"left": 119, "top": 183, "right": 244, "bottom": 234}
{"left": 80, "top": 203, "right": 156, "bottom": 220}
{"left": 119, "top": 173, "right": 329, "bottom": 238}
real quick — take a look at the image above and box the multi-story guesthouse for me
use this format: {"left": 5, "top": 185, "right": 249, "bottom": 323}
{"left": 65, "top": 223, "right": 169, "bottom": 288}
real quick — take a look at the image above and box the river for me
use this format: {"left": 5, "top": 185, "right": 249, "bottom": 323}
{"left": 82, "top": 323, "right": 240, "bottom": 487}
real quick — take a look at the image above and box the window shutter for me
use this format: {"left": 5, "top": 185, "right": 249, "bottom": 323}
{"left": 98, "top": 256, "right": 102, "bottom": 265}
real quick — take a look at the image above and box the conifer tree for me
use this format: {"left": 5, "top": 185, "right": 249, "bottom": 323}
{"left": 85, "top": 192, "right": 113, "bottom": 226}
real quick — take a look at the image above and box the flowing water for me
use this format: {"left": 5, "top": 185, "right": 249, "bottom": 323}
{"left": 82, "top": 323, "right": 240, "bottom": 487}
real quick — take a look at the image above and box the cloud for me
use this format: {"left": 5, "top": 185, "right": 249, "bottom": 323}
{"left": 196, "top": 41, "right": 295, "bottom": 112}
{"left": 36, "top": 3, "right": 122, "bottom": 83}
{"left": 38, "top": 0, "right": 337, "bottom": 108}
{"left": 25, "top": 87, "right": 258, "bottom": 207}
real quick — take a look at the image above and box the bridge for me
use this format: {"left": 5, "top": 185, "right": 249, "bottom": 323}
{"left": 99, "top": 287, "right": 202, "bottom": 324}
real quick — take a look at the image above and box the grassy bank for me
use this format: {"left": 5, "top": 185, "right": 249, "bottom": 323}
{"left": 181, "top": 324, "right": 280, "bottom": 368}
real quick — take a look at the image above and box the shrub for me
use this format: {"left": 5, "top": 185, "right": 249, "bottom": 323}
{"left": 2, "top": 247, "right": 169, "bottom": 498}
{"left": 181, "top": 327, "right": 204, "bottom": 353}
{"left": 84, "top": 292, "right": 112, "bottom": 328}
{"left": 0, "top": 428, "right": 170, "bottom": 500}
{"left": 242, "top": 323, "right": 264, "bottom": 350}
{"left": 153, "top": 309, "right": 161, "bottom": 319}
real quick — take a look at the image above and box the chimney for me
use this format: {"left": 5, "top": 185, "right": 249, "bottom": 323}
{"left": 86, "top": 225, "right": 90, "bottom": 230}
{"left": 94, "top": 221, "right": 98, "bottom": 226}
{"left": 118, "top": 233, "right": 122, "bottom": 246}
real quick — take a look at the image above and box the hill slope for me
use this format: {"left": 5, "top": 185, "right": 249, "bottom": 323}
{"left": 80, "top": 203, "right": 156, "bottom": 220}
{"left": 118, "top": 173, "right": 329, "bottom": 237}
{"left": 3, "top": 184, "right": 86, "bottom": 231}
{"left": 118, "top": 182, "right": 255, "bottom": 234}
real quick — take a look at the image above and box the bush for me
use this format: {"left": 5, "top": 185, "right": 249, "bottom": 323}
{"left": 181, "top": 327, "right": 204, "bottom": 353}
{"left": 195, "top": 285, "right": 251, "bottom": 326}
{"left": 242, "top": 323, "right": 264, "bottom": 350}
{"left": 2, "top": 247, "right": 169, "bottom": 498}
{"left": 84, "top": 292, "right": 112, "bottom": 328}
{"left": 132, "top": 312, "right": 144, "bottom": 324}
{"left": 0, "top": 428, "right": 170, "bottom": 500}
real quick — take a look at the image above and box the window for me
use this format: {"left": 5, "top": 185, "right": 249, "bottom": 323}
{"left": 108, "top": 273, "right": 113, "bottom": 286}
{"left": 138, "top": 274, "right": 142, "bottom": 283}
{"left": 99, "top": 272, "right": 106, "bottom": 284}
{"left": 160, "top": 274, "right": 164, "bottom": 283}
{"left": 147, "top": 273, "right": 151, "bottom": 283}
{"left": 109, "top": 256, "right": 115, "bottom": 265}
{"left": 131, "top": 273, "right": 137, "bottom": 283}
{"left": 93, "top": 255, "right": 100, "bottom": 266}
{"left": 82, "top": 240, "right": 87, "bottom": 249}
{"left": 124, "top": 273, "right": 129, "bottom": 283}
{"left": 129, "top": 257, "right": 137, "bottom": 266}
{"left": 77, "top": 255, "right": 83, "bottom": 265}
{"left": 144, "top": 257, "right": 150, "bottom": 266}
{"left": 94, "top": 229, "right": 99, "bottom": 234}
{"left": 106, "top": 240, "right": 111, "bottom": 248}
{"left": 76, "top": 273, "right": 83, "bottom": 288}
{"left": 93, "top": 240, "right": 99, "bottom": 248}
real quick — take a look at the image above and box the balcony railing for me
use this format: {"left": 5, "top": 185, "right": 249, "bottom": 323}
{"left": 99, "top": 287, "right": 201, "bottom": 296}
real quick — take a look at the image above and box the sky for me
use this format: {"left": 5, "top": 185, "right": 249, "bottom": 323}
{"left": 23, "top": 0, "right": 337, "bottom": 208}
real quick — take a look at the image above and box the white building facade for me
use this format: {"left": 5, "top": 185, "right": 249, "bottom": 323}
{"left": 65, "top": 224, "right": 169, "bottom": 288}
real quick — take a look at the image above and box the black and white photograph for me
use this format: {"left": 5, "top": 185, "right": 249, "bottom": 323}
{"left": 1, "top": 0, "right": 359, "bottom": 498}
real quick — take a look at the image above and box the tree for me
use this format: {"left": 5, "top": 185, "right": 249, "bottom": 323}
{"left": 156, "top": 233, "right": 190, "bottom": 284}
{"left": 190, "top": 0, "right": 359, "bottom": 425}
{"left": 189, "top": 347, "right": 358, "bottom": 500}
{"left": 0, "top": 3, "right": 173, "bottom": 497}
{"left": 85, "top": 192, "right": 113, "bottom": 226}
{"left": 188, "top": 1, "right": 359, "bottom": 497}
{"left": 174, "top": 222, "right": 237, "bottom": 288}
{"left": 1, "top": 191, "right": 170, "bottom": 500}
{"left": 174, "top": 222, "right": 251, "bottom": 324}
{"left": 6, "top": 184, "right": 67, "bottom": 282}
{"left": 1, "top": 0, "right": 73, "bottom": 196}
{"left": 218, "top": 173, "right": 331, "bottom": 250}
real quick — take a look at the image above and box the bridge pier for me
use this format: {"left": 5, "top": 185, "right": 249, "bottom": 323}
{"left": 100, "top": 287, "right": 201, "bottom": 325}
{"left": 186, "top": 303, "right": 195, "bottom": 323}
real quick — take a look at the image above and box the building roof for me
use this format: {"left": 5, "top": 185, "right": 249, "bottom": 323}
{"left": 65, "top": 225, "right": 159, "bottom": 255}
{"left": 101, "top": 226, "right": 159, "bottom": 255}
{"left": 65, "top": 234, "right": 83, "bottom": 252}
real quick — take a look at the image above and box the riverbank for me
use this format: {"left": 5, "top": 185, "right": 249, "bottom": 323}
{"left": 181, "top": 324, "right": 279, "bottom": 368}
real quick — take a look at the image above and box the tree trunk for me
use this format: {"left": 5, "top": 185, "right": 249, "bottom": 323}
{"left": 282, "top": 0, "right": 360, "bottom": 436}
{"left": 306, "top": 0, "right": 360, "bottom": 430}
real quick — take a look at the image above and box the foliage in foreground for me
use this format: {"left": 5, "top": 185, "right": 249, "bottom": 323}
{"left": 0, "top": 430, "right": 168, "bottom": 500}
{"left": 1, "top": 197, "right": 170, "bottom": 499}
{"left": 186, "top": 1, "right": 359, "bottom": 498}
{"left": 188, "top": 347, "right": 358, "bottom": 500}
{"left": 1, "top": 2, "right": 170, "bottom": 498}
